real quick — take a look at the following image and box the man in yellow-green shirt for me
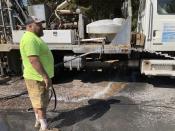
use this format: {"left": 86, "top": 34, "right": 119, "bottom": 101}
{"left": 20, "top": 16, "right": 54, "bottom": 131}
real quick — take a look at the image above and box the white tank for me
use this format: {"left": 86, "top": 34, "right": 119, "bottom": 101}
{"left": 86, "top": 18, "right": 125, "bottom": 34}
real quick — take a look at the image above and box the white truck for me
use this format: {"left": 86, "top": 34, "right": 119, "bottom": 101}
{"left": 0, "top": 0, "right": 175, "bottom": 77}
{"left": 138, "top": 0, "right": 175, "bottom": 76}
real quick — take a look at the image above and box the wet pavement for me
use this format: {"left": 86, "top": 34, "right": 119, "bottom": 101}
{"left": 0, "top": 112, "right": 35, "bottom": 131}
{"left": 1, "top": 70, "right": 175, "bottom": 131}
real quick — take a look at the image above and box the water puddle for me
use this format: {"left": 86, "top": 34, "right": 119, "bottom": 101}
{"left": 53, "top": 81, "right": 127, "bottom": 103}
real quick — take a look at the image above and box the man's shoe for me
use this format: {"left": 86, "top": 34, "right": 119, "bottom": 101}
{"left": 39, "top": 128, "right": 60, "bottom": 131}
{"left": 34, "top": 121, "right": 40, "bottom": 128}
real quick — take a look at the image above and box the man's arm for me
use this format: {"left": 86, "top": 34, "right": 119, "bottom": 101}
{"left": 28, "top": 55, "right": 52, "bottom": 89}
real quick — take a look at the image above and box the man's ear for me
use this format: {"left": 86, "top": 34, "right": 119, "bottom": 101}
{"left": 26, "top": 24, "right": 33, "bottom": 29}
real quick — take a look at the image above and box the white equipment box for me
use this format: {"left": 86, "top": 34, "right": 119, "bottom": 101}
{"left": 12, "top": 30, "right": 76, "bottom": 45}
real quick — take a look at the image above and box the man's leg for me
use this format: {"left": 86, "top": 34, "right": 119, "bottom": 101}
{"left": 38, "top": 108, "right": 48, "bottom": 130}
{"left": 25, "top": 79, "right": 49, "bottom": 130}
{"left": 38, "top": 89, "right": 49, "bottom": 130}
{"left": 34, "top": 108, "right": 40, "bottom": 128}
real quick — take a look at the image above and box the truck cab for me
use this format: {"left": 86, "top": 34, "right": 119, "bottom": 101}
{"left": 138, "top": 0, "right": 175, "bottom": 76}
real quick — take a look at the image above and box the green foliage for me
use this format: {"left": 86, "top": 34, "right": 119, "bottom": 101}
{"left": 74, "top": 0, "right": 123, "bottom": 20}
{"left": 30, "top": 0, "right": 140, "bottom": 30}
{"left": 30, "top": 0, "right": 54, "bottom": 4}
{"left": 131, "top": 0, "right": 140, "bottom": 31}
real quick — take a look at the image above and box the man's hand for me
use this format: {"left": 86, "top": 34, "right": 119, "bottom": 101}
{"left": 43, "top": 76, "right": 52, "bottom": 89}
{"left": 29, "top": 56, "right": 52, "bottom": 89}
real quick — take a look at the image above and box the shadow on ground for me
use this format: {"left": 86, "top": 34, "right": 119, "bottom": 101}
{"left": 48, "top": 99, "right": 120, "bottom": 128}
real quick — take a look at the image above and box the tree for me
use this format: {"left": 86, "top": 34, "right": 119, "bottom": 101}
{"left": 30, "top": 0, "right": 140, "bottom": 30}
{"left": 131, "top": 0, "right": 140, "bottom": 30}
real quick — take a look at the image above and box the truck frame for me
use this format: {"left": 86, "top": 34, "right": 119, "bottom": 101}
{"left": 0, "top": 0, "right": 175, "bottom": 77}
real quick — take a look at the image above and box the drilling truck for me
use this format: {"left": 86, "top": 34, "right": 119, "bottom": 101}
{"left": 0, "top": 0, "right": 175, "bottom": 77}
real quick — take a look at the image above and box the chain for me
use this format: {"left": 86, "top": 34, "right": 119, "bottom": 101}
{"left": 130, "top": 47, "right": 175, "bottom": 60}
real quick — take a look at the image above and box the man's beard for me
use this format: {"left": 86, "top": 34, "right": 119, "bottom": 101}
{"left": 36, "top": 30, "right": 44, "bottom": 37}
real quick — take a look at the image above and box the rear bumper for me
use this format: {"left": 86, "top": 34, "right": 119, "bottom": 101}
{"left": 141, "top": 60, "right": 175, "bottom": 76}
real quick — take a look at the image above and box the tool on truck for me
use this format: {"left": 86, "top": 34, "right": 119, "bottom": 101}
{"left": 0, "top": 0, "right": 175, "bottom": 77}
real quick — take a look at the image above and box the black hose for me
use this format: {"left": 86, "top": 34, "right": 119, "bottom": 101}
{"left": 0, "top": 91, "right": 28, "bottom": 101}
{"left": 27, "top": 85, "right": 57, "bottom": 112}
{"left": 54, "top": 50, "right": 99, "bottom": 68}
{"left": 49, "top": 88, "right": 53, "bottom": 102}
{"left": 50, "top": 85, "right": 57, "bottom": 111}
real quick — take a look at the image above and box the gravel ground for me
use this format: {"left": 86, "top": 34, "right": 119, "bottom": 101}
{"left": 1, "top": 70, "right": 175, "bottom": 131}
{"left": 0, "top": 76, "right": 126, "bottom": 112}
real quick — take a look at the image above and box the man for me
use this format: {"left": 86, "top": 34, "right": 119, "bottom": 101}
{"left": 20, "top": 16, "right": 54, "bottom": 131}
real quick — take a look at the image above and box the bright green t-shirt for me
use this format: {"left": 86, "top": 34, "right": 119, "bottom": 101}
{"left": 20, "top": 31, "right": 54, "bottom": 81}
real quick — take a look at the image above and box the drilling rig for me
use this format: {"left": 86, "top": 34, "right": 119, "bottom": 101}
{"left": 1, "top": 0, "right": 175, "bottom": 77}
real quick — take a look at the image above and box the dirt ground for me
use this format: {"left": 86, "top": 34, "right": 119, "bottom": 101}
{"left": 1, "top": 70, "right": 175, "bottom": 131}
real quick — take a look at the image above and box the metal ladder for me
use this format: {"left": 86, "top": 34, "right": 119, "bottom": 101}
{"left": 0, "top": 0, "right": 13, "bottom": 76}
{"left": 0, "top": 0, "right": 27, "bottom": 76}
{"left": 0, "top": 0, "right": 13, "bottom": 44}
